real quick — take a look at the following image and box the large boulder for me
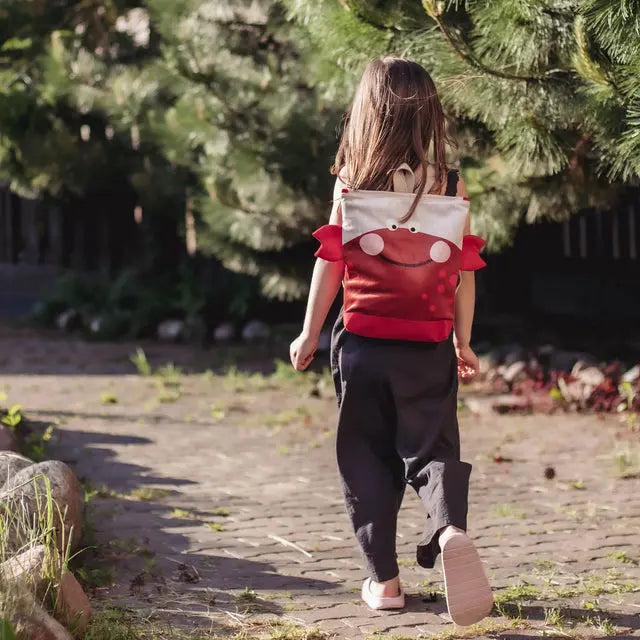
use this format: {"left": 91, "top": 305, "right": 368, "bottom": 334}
{"left": 0, "top": 546, "right": 46, "bottom": 584}
{"left": 1, "top": 546, "right": 91, "bottom": 636}
{"left": 54, "top": 570, "right": 92, "bottom": 635}
{"left": 1, "top": 461, "right": 84, "bottom": 553}
{"left": 0, "top": 452, "right": 33, "bottom": 484}
{"left": 15, "top": 602, "right": 75, "bottom": 640}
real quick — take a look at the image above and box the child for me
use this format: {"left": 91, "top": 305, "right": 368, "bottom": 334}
{"left": 289, "top": 57, "right": 493, "bottom": 627}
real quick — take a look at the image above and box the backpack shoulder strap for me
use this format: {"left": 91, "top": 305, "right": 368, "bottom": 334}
{"left": 391, "top": 163, "right": 415, "bottom": 193}
{"left": 444, "top": 169, "right": 459, "bottom": 197}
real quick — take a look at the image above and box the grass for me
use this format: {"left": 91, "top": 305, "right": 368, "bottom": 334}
{"left": 0, "top": 473, "right": 76, "bottom": 632}
{"left": 584, "top": 615, "right": 618, "bottom": 636}
{"left": 607, "top": 550, "right": 638, "bottom": 566}
{"left": 212, "top": 507, "right": 229, "bottom": 517}
{"left": 170, "top": 508, "right": 195, "bottom": 519}
{"left": 83, "top": 481, "right": 121, "bottom": 503}
{"left": 238, "top": 586, "right": 257, "bottom": 601}
{"left": 544, "top": 606, "right": 566, "bottom": 629}
{"left": 86, "top": 611, "right": 332, "bottom": 640}
{"left": 75, "top": 566, "right": 115, "bottom": 588}
{"left": 552, "top": 570, "right": 638, "bottom": 598}
{"left": 128, "top": 487, "right": 171, "bottom": 501}
{"left": 613, "top": 446, "right": 640, "bottom": 479}
{"left": 85, "top": 608, "right": 139, "bottom": 640}
{"left": 388, "top": 617, "right": 531, "bottom": 640}
{"left": 130, "top": 348, "right": 152, "bottom": 376}
{"left": 205, "top": 522, "right": 224, "bottom": 532}
{"left": 397, "top": 557, "right": 417, "bottom": 568}
{"left": 99, "top": 392, "right": 118, "bottom": 405}
{"left": 492, "top": 503, "right": 526, "bottom": 519}
{"left": 567, "top": 480, "right": 585, "bottom": 490}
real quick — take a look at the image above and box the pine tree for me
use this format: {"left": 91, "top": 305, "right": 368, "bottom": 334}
{"left": 87, "top": 0, "right": 342, "bottom": 300}
{"left": 285, "top": 0, "right": 640, "bottom": 249}
{"left": 0, "top": 1, "right": 149, "bottom": 199}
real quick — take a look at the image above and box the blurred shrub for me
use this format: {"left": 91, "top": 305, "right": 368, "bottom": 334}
{"left": 34, "top": 259, "right": 261, "bottom": 340}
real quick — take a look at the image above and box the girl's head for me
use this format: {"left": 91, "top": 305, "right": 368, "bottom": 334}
{"left": 332, "top": 57, "right": 454, "bottom": 216}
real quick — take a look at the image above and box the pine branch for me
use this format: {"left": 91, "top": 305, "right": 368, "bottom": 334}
{"left": 422, "top": 0, "right": 551, "bottom": 83}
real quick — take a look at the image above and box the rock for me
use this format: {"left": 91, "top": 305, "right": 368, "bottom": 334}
{"left": 0, "top": 545, "right": 46, "bottom": 583}
{"left": 55, "top": 310, "right": 80, "bottom": 332}
{"left": 54, "top": 569, "right": 92, "bottom": 635}
{"left": 1, "top": 545, "right": 91, "bottom": 635}
{"left": 571, "top": 364, "right": 605, "bottom": 387}
{"left": 88, "top": 316, "right": 102, "bottom": 334}
{"left": 0, "top": 453, "right": 34, "bottom": 484}
{"left": 317, "top": 330, "right": 331, "bottom": 353}
{"left": 17, "top": 602, "right": 75, "bottom": 640}
{"left": 502, "top": 361, "right": 527, "bottom": 384}
{"left": 1, "top": 461, "right": 84, "bottom": 553}
{"left": 622, "top": 365, "right": 640, "bottom": 383}
{"left": 0, "top": 424, "right": 19, "bottom": 453}
{"left": 503, "top": 344, "right": 527, "bottom": 366}
{"left": 491, "top": 394, "right": 532, "bottom": 414}
{"left": 549, "top": 350, "right": 597, "bottom": 373}
{"left": 241, "top": 320, "right": 270, "bottom": 342}
{"left": 157, "top": 319, "right": 185, "bottom": 342}
{"left": 213, "top": 322, "right": 235, "bottom": 343}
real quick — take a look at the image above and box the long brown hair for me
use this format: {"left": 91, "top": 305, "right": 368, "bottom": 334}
{"left": 332, "top": 57, "right": 454, "bottom": 221}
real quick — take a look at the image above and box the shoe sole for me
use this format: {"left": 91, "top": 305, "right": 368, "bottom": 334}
{"left": 441, "top": 534, "right": 493, "bottom": 626}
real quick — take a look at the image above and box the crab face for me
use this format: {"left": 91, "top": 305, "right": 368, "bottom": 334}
{"left": 343, "top": 227, "right": 461, "bottom": 321}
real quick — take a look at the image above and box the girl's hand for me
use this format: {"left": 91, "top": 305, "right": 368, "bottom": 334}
{"left": 456, "top": 343, "right": 479, "bottom": 382}
{"left": 290, "top": 332, "right": 318, "bottom": 371}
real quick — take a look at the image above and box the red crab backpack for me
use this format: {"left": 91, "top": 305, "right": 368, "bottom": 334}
{"left": 313, "top": 164, "right": 486, "bottom": 342}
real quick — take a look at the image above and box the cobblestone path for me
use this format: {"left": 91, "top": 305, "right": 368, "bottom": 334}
{"left": 2, "top": 328, "right": 639, "bottom": 638}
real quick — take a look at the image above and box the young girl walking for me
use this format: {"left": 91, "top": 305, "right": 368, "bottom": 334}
{"left": 290, "top": 57, "right": 493, "bottom": 627}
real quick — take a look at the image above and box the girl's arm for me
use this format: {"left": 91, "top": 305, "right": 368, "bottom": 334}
{"left": 290, "top": 182, "right": 344, "bottom": 371}
{"left": 453, "top": 177, "right": 480, "bottom": 379}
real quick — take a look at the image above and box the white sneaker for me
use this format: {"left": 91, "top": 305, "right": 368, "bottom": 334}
{"left": 361, "top": 577, "right": 405, "bottom": 610}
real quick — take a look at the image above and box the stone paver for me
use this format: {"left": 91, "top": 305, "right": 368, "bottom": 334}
{"left": 1, "top": 327, "right": 640, "bottom": 638}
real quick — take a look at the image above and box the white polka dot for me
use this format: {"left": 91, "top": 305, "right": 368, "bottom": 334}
{"left": 430, "top": 240, "right": 451, "bottom": 263}
{"left": 359, "top": 233, "right": 384, "bottom": 256}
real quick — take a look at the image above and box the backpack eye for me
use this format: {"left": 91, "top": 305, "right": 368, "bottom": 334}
{"left": 386, "top": 221, "right": 399, "bottom": 231}
{"left": 409, "top": 223, "right": 420, "bottom": 234}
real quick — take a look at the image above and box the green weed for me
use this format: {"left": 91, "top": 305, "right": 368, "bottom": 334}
{"left": 129, "top": 348, "right": 152, "bottom": 376}
{"left": 76, "top": 566, "right": 115, "bottom": 588}
{"left": 205, "top": 522, "right": 224, "bottom": 532}
{"left": 85, "top": 608, "right": 138, "bottom": 640}
{"left": 544, "top": 607, "right": 566, "bottom": 628}
{"left": 584, "top": 615, "right": 617, "bottom": 636}
{"left": 614, "top": 446, "right": 640, "bottom": 479}
{"left": 128, "top": 487, "right": 171, "bottom": 501}
{"left": 607, "top": 550, "right": 638, "bottom": 566}
{"left": 1, "top": 405, "right": 22, "bottom": 430}
{"left": 238, "top": 586, "right": 257, "bottom": 601}
{"left": 493, "top": 503, "right": 526, "bottom": 519}
{"left": 99, "top": 392, "right": 118, "bottom": 405}
{"left": 169, "top": 508, "right": 194, "bottom": 519}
